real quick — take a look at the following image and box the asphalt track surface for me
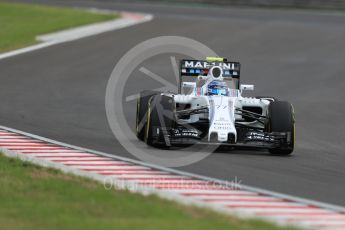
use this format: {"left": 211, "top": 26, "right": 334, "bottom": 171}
{"left": 1, "top": 0, "right": 345, "bottom": 206}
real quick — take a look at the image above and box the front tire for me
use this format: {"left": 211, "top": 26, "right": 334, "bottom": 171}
{"left": 145, "top": 95, "right": 175, "bottom": 147}
{"left": 136, "top": 90, "right": 158, "bottom": 141}
{"left": 268, "top": 101, "right": 295, "bottom": 155}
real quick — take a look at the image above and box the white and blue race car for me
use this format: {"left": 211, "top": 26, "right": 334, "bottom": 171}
{"left": 136, "top": 57, "right": 295, "bottom": 155}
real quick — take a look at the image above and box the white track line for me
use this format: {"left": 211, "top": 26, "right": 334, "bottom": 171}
{"left": 0, "top": 11, "right": 153, "bottom": 60}
{"left": 25, "top": 154, "right": 95, "bottom": 158}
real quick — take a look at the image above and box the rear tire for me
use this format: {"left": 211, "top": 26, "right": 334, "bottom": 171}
{"left": 268, "top": 101, "right": 295, "bottom": 155}
{"left": 145, "top": 95, "right": 175, "bottom": 147}
{"left": 136, "top": 90, "right": 158, "bottom": 141}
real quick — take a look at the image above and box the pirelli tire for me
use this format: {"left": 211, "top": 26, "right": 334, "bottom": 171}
{"left": 145, "top": 95, "right": 175, "bottom": 147}
{"left": 136, "top": 90, "right": 158, "bottom": 141}
{"left": 268, "top": 101, "right": 295, "bottom": 155}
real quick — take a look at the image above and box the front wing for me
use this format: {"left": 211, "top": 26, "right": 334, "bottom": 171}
{"left": 150, "top": 127, "right": 293, "bottom": 150}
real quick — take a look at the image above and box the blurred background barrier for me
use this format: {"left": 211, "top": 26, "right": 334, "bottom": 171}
{"left": 134, "top": 0, "right": 345, "bottom": 10}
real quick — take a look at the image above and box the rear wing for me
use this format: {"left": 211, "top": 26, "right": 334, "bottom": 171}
{"left": 180, "top": 59, "right": 241, "bottom": 78}
{"left": 179, "top": 58, "right": 241, "bottom": 93}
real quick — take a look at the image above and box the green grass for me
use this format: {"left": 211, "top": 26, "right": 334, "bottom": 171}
{"left": 0, "top": 154, "right": 300, "bottom": 230}
{"left": 0, "top": 2, "right": 118, "bottom": 53}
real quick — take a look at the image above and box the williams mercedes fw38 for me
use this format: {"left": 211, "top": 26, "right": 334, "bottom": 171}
{"left": 136, "top": 57, "right": 295, "bottom": 155}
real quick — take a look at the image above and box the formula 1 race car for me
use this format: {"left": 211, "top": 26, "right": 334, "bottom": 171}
{"left": 136, "top": 57, "right": 295, "bottom": 155}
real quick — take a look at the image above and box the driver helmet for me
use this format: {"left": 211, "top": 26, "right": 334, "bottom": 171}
{"left": 207, "top": 80, "right": 229, "bottom": 96}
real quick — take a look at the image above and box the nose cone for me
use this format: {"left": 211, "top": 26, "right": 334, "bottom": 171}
{"left": 208, "top": 96, "right": 237, "bottom": 143}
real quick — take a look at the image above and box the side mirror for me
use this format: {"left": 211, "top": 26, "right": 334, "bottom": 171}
{"left": 182, "top": 82, "right": 196, "bottom": 95}
{"left": 182, "top": 82, "right": 196, "bottom": 88}
{"left": 240, "top": 84, "right": 254, "bottom": 93}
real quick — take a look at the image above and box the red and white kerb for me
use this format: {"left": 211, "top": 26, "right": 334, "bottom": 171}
{"left": 0, "top": 129, "right": 344, "bottom": 230}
